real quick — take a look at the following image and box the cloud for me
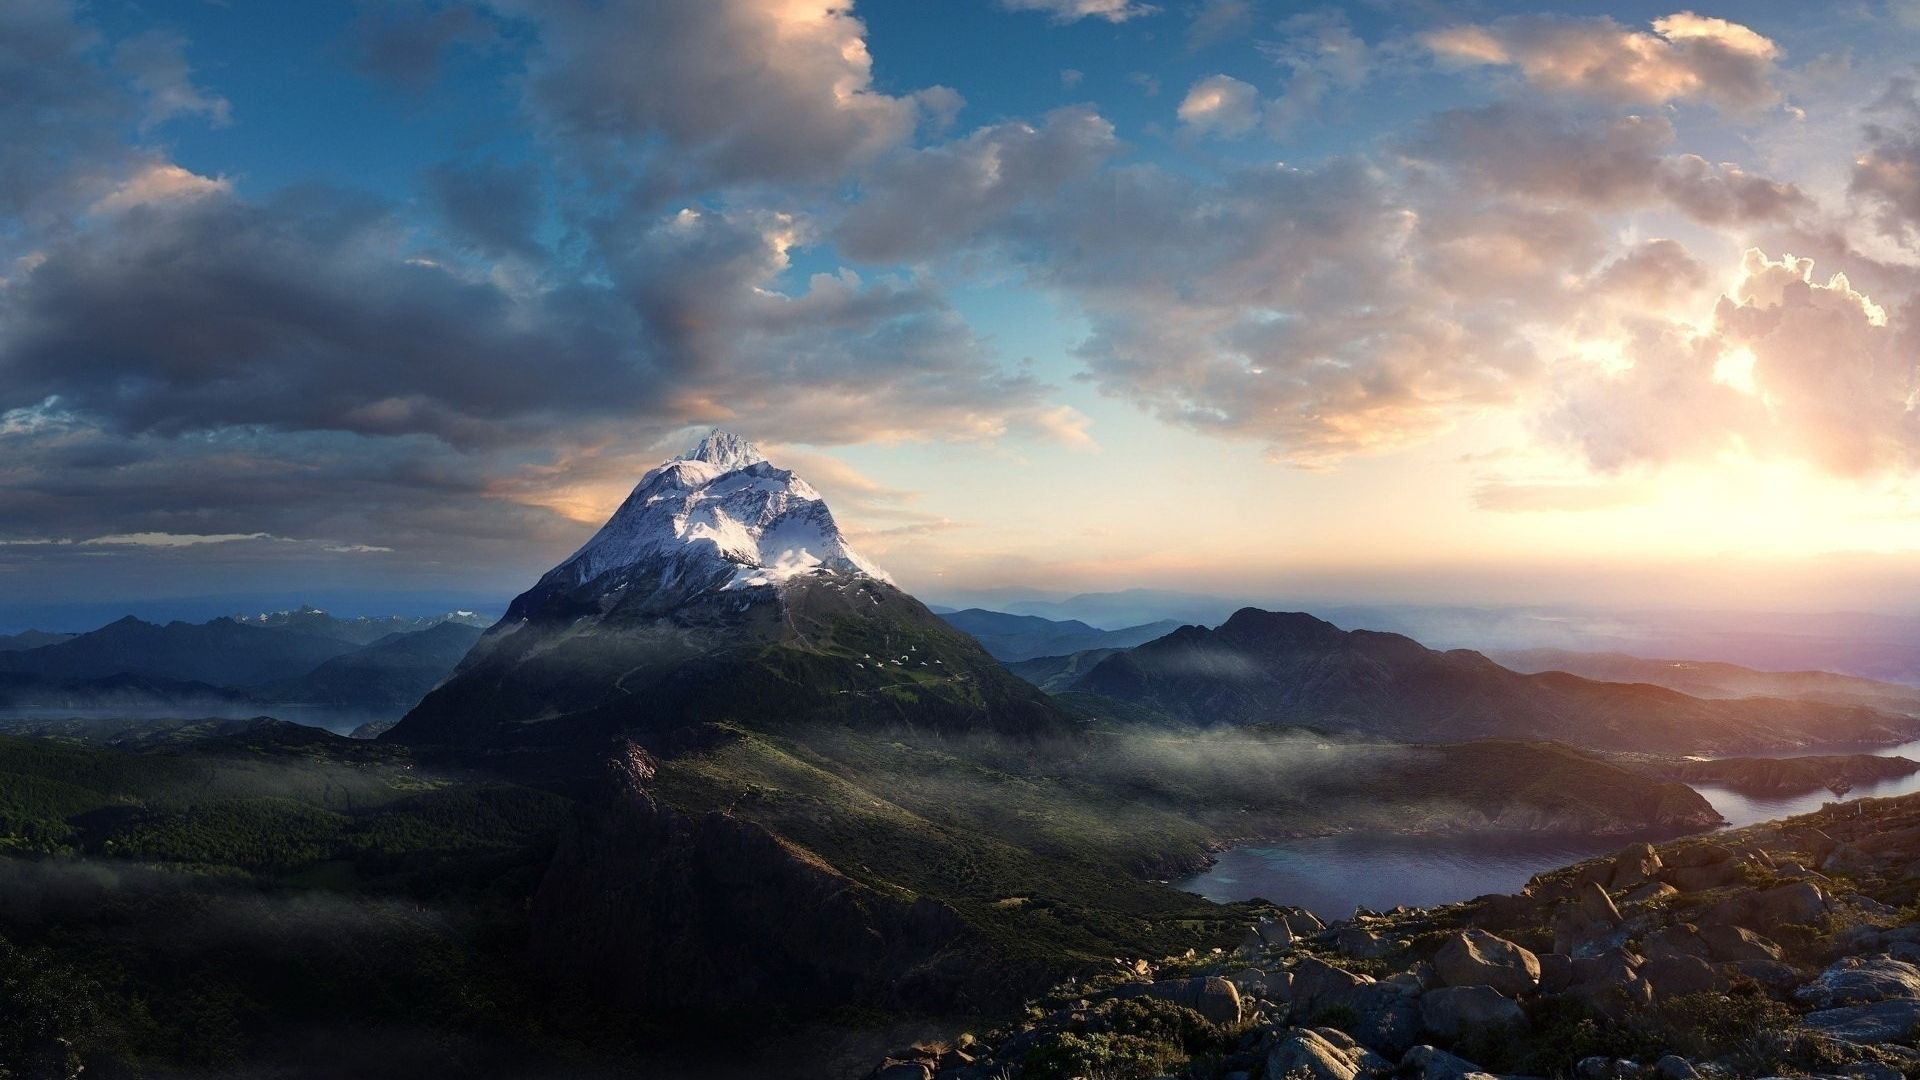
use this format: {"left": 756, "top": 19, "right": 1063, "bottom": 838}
{"left": 423, "top": 159, "right": 544, "bottom": 258}
{"left": 491, "top": 0, "right": 916, "bottom": 198}
{"left": 1471, "top": 479, "right": 1647, "bottom": 513}
{"left": 1186, "top": 0, "right": 1253, "bottom": 53}
{"left": 836, "top": 108, "right": 1118, "bottom": 263}
{"left": 347, "top": 2, "right": 499, "bottom": 92}
{"left": 1853, "top": 76, "right": 1920, "bottom": 244}
{"left": 1257, "top": 10, "right": 1371, "bottom": 135}
{"left": 1178, "top": 75, "right": 1260, "bottom": 137}
{"left": 91, "top": 163, "right": 230, "bottom": 214}
{"left": 1552, "top": 250, "right": 1920, "bottom": 477}
{"left": 1000, "top": 0, "right": 1157, "bottom": 24}
{"left": 112, "top": 30, "right": 231, "bottom": 129}
{"left": 1425, "top": 11, "right": 1782, "bottom": 112}
{"left": 1403, "top": 104, "right": 1807, "bottom": 225}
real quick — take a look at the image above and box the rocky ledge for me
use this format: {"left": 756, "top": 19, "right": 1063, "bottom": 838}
{"left": 869, "top": 792, "right": 1920, "bottom": 1080}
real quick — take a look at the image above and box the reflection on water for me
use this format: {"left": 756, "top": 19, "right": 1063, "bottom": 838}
{"left": 1180, "top": 738, "right": 1920, "bottom": 918}
{"left": 1178, "top": 833, "right": 1624, "bottom": 920}
{"left": 1692, "top": 737, "right": 1920, "bottom": 828}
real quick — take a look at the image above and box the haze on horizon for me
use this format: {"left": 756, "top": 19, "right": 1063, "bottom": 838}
{"left": 7, "top": 0, "right": 1920, "bottom": 623}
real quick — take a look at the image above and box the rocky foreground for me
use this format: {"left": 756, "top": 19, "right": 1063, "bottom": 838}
{"left": 869, "top": 792, "right": 1920, "bottom": 1080}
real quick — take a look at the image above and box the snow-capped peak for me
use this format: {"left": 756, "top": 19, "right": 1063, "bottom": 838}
{"left": 682, "top": 429, "right": 767, "bottom": 471}
{"left": 536, "top": 431, "right": 890, "bottom": 600}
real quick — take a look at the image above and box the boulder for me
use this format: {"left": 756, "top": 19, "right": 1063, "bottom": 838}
{"left": 1794, "top": 955, "right": 1920, "bottom": 1009}
{"left": 1283, "top": 909, "right": 1328, "bottom": 935}
{"left": 1433, "top": 930, "right": 1541, "bottom": 996}
{"left": 1237, "top": 928, "right": 1266, "bottom": 958}
{"left": 1265, "top": 1027, "right": 1389, "bottom": 1080}
{"left": 1665, "top": 842, "right": 1735, "bottom": 869}
{"left": 1642, "top": 924, "right": 1711, "bottom": 963}
{"left": 1697, "top": 923, "right": 1782, "bottom": 962}
{"left": 1420, "top": 985, "right": 1524, "bottom": 1038}
{"left": 1640, "top": 954, "right": 1729, "bottom": 999}
{"left": 1664, "top": 859, "right": 1747, "bottom": 892}
{"left": 1622, "top": 882, "right": 1679, "bottom": 905}
{"left": 1566, "top": 950, "right": 1652, "bottom": 1019}
{"left": 1338, "top": 927, "right": 1401, "bottom": 959}
{"left": 1346, "top": 987, "right": 1422, "bottom": 1056}
{"left": 1401, "top": 1044, "right": 1491, "bottom": 1080}
{"left": 1653, "top": 1054, "right": 1699, "bottom": 1080}
{"left": 1268, "top": 968, "right": 1295, "bottom": 1005}
{"left": 1731, "top": 959, "right": 1803, "bottom": 990}
{"left": 1801, "top": 999, "right": 1920, "bottom": 1043}
{"left": 1577, "top": 881, "right": 1623, "bottom": 926}
{"left": 1112, "top": 975, "right": 1243, "bottom": 1025}
{"left": 1609, "top": 842, "right": 1662, "bottom": 890}
{"left": 1290, "top": 956, "right": 1375, "bottom": 1020}
{"left": 875, "top": 1064, "right": 932, "bottom": 1080}
{"left": 1703, "top": 881, "right": 1827, "bottom": 929}
{"left": 1471, "top": 892, "right": 1540, "bottom": 931}
{"left": 1259, "top": 919, "right": 1297, "bottom": 948}
{"left": 1225, "top": 967, "right": 1269, "bottom": 996}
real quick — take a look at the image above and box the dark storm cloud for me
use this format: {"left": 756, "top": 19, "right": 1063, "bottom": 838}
{"left": 424, "top": 158, "right": 545, "bottom": 258}
{"left": 0, "top": 188, "right": 646, "bottom": 448}
{"left": 347, "top": 2, "right": 499, "bottom": 92}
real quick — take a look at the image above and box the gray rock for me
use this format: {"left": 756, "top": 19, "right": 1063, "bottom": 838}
{"left": 1640, "top": 954, "right": 1729, "bottom": 999}
{"left": 1800, "top": 999, "right": 1920, "bottom": 1043}
{"left": 1111, "top": 975, "right": 1244, "bottom": 1025}
{"left": 1622, "top": 881, "right": 1680, "bottom": 904}
{"left": 1703, "top": 881, "right": 1827, "bottom": 928}
{"left": 1610, "top": 842, "right": 1662, "bottom": 890}
{"left": 1338, "top": 927, "right": 1401, "bottom": 959}
{"left": 1291, "top": 956, "right": 1375, "bottom": 1021}
{"left": 1794, "top": 955, "right": 1920, "bottom": 1009}
{"left": 875, "top": 1064, "right": 932, "bottom": 1080}
{"left": 1577, "top": 881, "right": 1622, "bottom": 926}
{"left": 1265, "top": 1027, "right": 1389, "bottom": 1080}
{"left": 1347, "top": 986, "right": 1422, "bottom": 1056}
{"left": 1889, "top": 941, "right": 1920, "bottom": 965}
{"left": 1420, "top": 985, "right": 1524, "bottom": 1038}
{"left": 1696, "top": 923, "right": 1782, "bottom": 962}
{"left": 1665, "top": 842, "right": 1735, "bottom": 869}
{"left": 1654, "top": 1053, "right": 1699, "bottom": 1079}
{"left": 1401, "top": 1044, "right": 1488, "bottom": 1080}
{"left": 1643, "top": 924, "right": 1712, "bottom": 963}
{"left": 1664, "top": 860, "right": 1746, "bottom": 892}
{"left": 1433, "top": 930, "right": 1541, "bottom": 996}
{"left": 1731, "top": 959, "right": 1803, "bottom": 990}
{"left": 1253, "top": 919, "right": 1296, "bottom": 949}
{"left": 1284, "top": 909, "right": 1328, "bottom": 935}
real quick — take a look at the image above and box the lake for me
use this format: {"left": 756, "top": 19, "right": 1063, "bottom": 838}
{"left": 1176, "top": 737, "right": 1920, "bottom": 919}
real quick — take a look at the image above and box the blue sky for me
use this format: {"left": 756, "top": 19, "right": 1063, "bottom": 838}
{"left": 7, "top": 0, "right": 1920, "bottom": 626}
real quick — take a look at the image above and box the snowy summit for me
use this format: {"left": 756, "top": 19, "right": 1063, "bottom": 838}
{"left": 538, "top": 429, "right": 890, "bottom": 598}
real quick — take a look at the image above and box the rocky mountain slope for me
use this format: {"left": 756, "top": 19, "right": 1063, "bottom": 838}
{"left": 1072, "top": 609, "right": 1919, "bottom": 754}
{"left": 883, "top": 790, "right": 1920, "bottom": 1080}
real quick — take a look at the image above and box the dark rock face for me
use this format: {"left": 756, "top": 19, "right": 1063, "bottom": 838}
{"left": 529, "top": 744, "right": 972, "bottom": 1013}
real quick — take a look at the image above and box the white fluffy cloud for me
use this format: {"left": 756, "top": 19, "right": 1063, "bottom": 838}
{"left": 1177, "top": 74, "right": 1260, "bottom": 136}
{"left": 1000, "top": 0, "right": 1157, "bottom": 23}
{"left": 1554, "top": 250, "right": 1920, "bottom": 476}
{"left": 489, "top": 0, "right": 917, "bottom": 196}
{"left": 1426, "top": 11, "right": 1782, "bottom": 111}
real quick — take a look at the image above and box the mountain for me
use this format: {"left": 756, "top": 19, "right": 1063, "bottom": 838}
{"left": 230, "top": 605, "right": 493, "bottom": 646}
{"left": 0, "top": 616, "right": 363, "bottom": 688}
{"left": 384, "top": 430, "right": 1070, "bottom": 754}
{"left": 937, "top": 608, "right": 1182, "bottom": 662}
{"left": 255, "top": 621, "right": 486, "bottom": 708}
{"left": 1008, "top": 647, "right": 1128, "bottom": 692}
{"left": 1072, "top": 608, "right": 1920, "bottom": 754}
{"left": 0, "top": 629, "right": 75, "bottom": 652}
{"left": 1493, "top": 647, "right": 1920, "bottom": 714}
{"left": 0, "top": 671, "right": 257, "bottom": 712}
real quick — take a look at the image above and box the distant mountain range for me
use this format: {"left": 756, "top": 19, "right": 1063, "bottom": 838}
{"left": 935, "top": 608, "right": 1181, "bottom": 662}
{"left": 0, "top": 607, "right": 491, "bottom": 712}
{"left": 1493, "top": 648, "right": 1920, "bottom": 714}
{"left": 1053, "top": 609, "right": 1919, "bottom": 754}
